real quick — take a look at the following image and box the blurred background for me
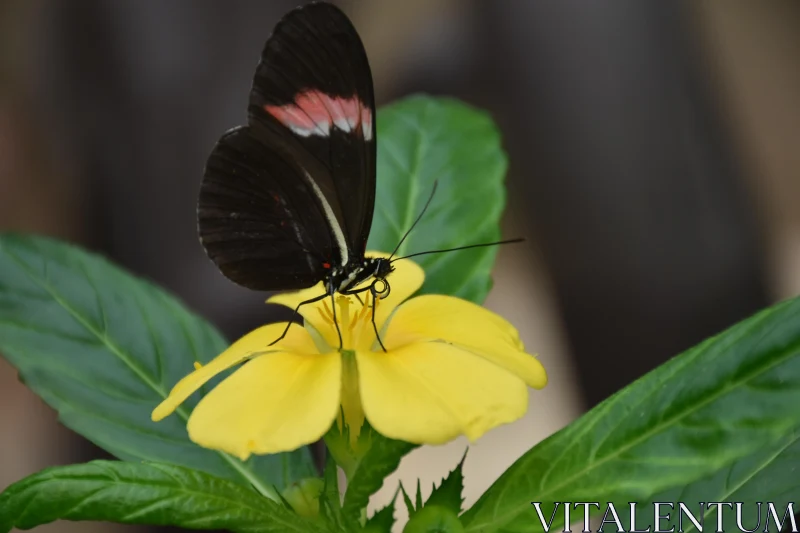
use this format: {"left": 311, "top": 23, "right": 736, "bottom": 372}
{"left": 1, "top": 1, "right": 799, "bottom": 531}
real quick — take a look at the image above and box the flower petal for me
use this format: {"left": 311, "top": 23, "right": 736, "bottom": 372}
{"left": 356, "top": 342, "right": 529, "bottom": 444}
{"left": 267, "top": 281, "right": 327, "bottom": 320}
{"left": 384, "top": 295, "right": 547, "bottom": 389}
{"left": 188, "top": 349, "right": 341, "bottom": 459}
{"left": 151, "top": 322, "right": 314, "bottom": 422}
{"left": 370, "top": 256, "right": 425, "bottom": 328}
{"left": 268, "top": 253, "right": 425, "bottom": 339}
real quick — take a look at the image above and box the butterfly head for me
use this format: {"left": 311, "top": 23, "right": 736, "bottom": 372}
{"left": 366, "top": 257, "right": 393, "bottom": 299}
{"left": 371, "top": 257, "right": 394, "bottom": 281}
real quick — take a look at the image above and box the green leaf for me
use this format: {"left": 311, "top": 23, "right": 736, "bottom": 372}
{"left": 363, "top": 494, "right": 397, "bottom": 533}
{"left": 425, "top": 452, "right": 466, "bottom": 514}
{"left": 368, "top": 95, "right": 508, "bottom": 304}
{"left": 341, "top": 433, "right": 416, "bottom": 521}
{"left": 403, "top": 506, "right": 465, "bottom": 533}
{"left": 318, "top": 456, "right": 346, "bottom": 530}
{"left": 634, "top": 425, "right": 800, "bottom": 533}
{"left": 0, "top": 234, "right": 315, "bottom": 497}
{"left": 400, "top": 483, "right": 417, "bottom": 518}
{"left": 461, "top": 294, "right": 800, "bottom": 532}
{"left": 0, "top": 460, "right": 328, "bottom": 533}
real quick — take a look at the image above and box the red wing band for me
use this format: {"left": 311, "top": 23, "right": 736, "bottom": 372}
{"left": 265, "top": 90, "right": 373, "bottom": 140}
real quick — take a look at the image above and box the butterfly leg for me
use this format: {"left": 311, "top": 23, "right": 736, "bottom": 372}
{"left": 328, "top": 280, "right": 344, "bottom": 349}
{"left": 369, "top": 286, "right": 388, "bottom": 352}
{"left": 341, "top": 285, "right": 372, "bottom": 308}
{"left": 340, "top": 284, "right": 386, "bottom": 351}
{"left": 268, "top": 291, "right": 329, "bottom": 346}
{"left": 341, "top": 285, "right": 371, "bottom": 297}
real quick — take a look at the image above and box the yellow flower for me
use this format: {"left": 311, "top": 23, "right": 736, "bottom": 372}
{"left": 151, "top": 254, "right": 547, "bottom": 460}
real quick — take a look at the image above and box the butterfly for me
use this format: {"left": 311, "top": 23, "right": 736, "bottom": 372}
{"left": 199, "top": 2, "right": 520, "bottom": 350}
{"left": 198, "top": 2, "right": 396, "bottom": 350}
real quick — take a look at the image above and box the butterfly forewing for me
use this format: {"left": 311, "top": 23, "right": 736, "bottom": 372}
{"left": 247, "top": 2, "right": 377, "bottom": 263}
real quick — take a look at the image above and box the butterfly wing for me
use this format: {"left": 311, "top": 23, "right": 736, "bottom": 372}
{"left": 247, "top": 2, "right": 377, "bottom": 265}
{"left": 198, "top": 2, "right": 376, "bottom": 291}
{"left": 199, "top": 126, "right": 333, "bottom": 291}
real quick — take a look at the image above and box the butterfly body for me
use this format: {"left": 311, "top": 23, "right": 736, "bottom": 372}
{"left": 332, "top": 256, "right": 393, "bottom": 294}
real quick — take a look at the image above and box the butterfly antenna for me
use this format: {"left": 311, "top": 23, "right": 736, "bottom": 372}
{"left": 388, "top": 181, "right": 438, "bottom": 260}
{"left": 391, "top": 238, "right": 524, "bottom": 262}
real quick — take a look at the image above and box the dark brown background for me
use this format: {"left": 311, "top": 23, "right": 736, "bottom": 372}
{"left": 1, "top": 1, "right": 799, "bottom": 531}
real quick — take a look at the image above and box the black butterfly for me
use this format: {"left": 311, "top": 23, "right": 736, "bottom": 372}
{"left": 199, "top": 2, "right": 395, "bottom": 349}
{"left": 199, "top": 2, "right": 519, "bottom": 350}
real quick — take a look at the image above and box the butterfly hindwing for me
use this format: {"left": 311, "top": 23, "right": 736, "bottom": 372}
{"left": 247, "top": 2, "right": 377, "bottom": 262}
{"left": 199, "top": 126, "right": 334, "bottom": 291}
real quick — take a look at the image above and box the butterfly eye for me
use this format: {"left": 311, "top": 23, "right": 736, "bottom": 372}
{"left": 371, "top": 279, "right": 391, "bottom": 299}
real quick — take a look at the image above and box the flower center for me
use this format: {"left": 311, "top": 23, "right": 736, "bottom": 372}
{"left": 316, "top": 292, "right": 379, "bottom": 351}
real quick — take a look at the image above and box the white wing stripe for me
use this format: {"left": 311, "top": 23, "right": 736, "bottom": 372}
{"left": 302, "top": 168, "right": 349, "bottom": 267}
